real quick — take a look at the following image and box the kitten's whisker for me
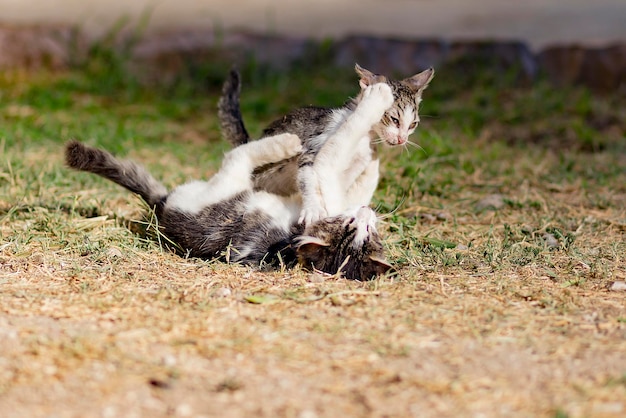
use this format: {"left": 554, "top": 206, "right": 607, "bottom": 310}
{"left": 375, "top": 195, "right": 407, "bottom": 221}
{"left": 406, "top": 140, "right": 428, "bottom": 156}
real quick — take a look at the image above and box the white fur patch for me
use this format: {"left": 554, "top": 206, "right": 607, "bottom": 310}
{"left": 329, "top": 108, "right": 352, "bottom": 132}
{"left": 402, "top": 105, "right": 416, "bottom": 131}
{"left": 352, "top": 206, "right": 377, "bottom": 247}
{"left": 165, "top": 180, "right": 221, "bottom": 214}
{"left": 345, "top": 159, "right": 379, "bottom": 208}
{"left": 245, "top": 192, "right": 300, "bottom": 232}
{"left": 307, "top": 108, "right": 350, "bottom": 151}
{"left": 166, "top": 146, "right": 256, "bottom": 214}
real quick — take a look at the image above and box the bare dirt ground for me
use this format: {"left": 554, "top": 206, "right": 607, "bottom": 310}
{"left": 1, "top": 248, "right": 625, "bottom": 417}
{"left": 1, "top": 143, "right": 625, "bottom": 417}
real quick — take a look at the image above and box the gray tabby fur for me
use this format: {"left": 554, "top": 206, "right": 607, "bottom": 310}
{"left": 65, "top": 137, "right": 392, "bottom": 281}
{"left": 218, "top": 64, "right": 434, "bottom": 202}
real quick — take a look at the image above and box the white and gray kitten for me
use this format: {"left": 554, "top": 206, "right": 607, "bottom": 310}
{"left": 65, "top": 134, "right": 392, "bottom": 280}
{"left": 218, "top": 64, "right": 434, "bottom": 224}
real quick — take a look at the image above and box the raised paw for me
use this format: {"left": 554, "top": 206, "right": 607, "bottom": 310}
{"left": 298, "top": 205, "right": 328, "bottom": 226}
{"left": 284, "top": 133, "right": 302, "bottom": 152}
{"left": 359, "top": 83, "right": 394, "bottom": 122}
{"left": 272, "top": 133, "right": 303, "bottom": 160}
{"left": 363, "top": 83, "right": 394, "bottom": 107}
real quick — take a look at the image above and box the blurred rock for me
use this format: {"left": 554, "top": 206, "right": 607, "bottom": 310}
{"left": 447, "top": 40, "right": 537, "bottom": 79}
{"left": 106, "top": 247, "right": 123, "bottom": 258}
{"left": 131, "top": 30, "right": 312, "bottom": 84}
{"left": 537, "top": 45, "right": 586, "bottom": 86}
{"left": 333, "top": 36, "right": 448, "bottom": 75}
{"left": 538, "top": 43, "right": 626, "bottom": 92}
{"left": 1, "top": 23, "right": 625, "bottom": 93}
{"left": 308, "top": 273, "right": 325, "bottom": 283}
{"left": 333, "top": 37, "right": 536, "bottom": 79}
{"left": 214, "top": 287, "right": 232, "bottom": 297}
{"left": 542, "top": 233, "right": 559, "bottom": 248}
{"left": 0, "top": 24, "right": 82, "bottom": 69}
{"left": 419, "top": 213, "right": 437, "bottom": 223}
{"left": 475, "top": 194, "right": 505, "bottom": 211}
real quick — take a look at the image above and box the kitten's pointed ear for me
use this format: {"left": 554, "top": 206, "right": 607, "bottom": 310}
{"left": 355, "top": 63, "right": 386, "bottom": 89}
{"left": 369, "top": 256, "right": 395, "bottom": 277}
{"left": 404, "top": 67, "right": 435, "bottom": 93}
{"left": 295, "top": 236, "right": 329, "bottom": 253}
{"left": 295, "top": 236, "right": 329, "bottom": 248}
{"left": 295, "top": 236, "right": 330, "bottom": 264}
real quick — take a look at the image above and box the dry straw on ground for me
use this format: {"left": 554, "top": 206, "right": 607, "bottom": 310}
{"left": 1, "top": 141, "right": 624, "bottom": 418}
{"left": 1, "top": 62, "right": 626, "bottom": 418}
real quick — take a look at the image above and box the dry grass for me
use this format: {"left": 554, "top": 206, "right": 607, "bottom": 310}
{"left": 1, "top": 65, "right": 625, "bottom": 417}
{"left": 2, "top": 145, "right": 624, "bottom": 418}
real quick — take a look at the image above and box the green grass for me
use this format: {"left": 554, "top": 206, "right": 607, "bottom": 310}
{"left": 2, "top": 53, "right": 625, "bottom": 284}
{"left": 2, "top": 56, "right": 625, "bottom": 279}
{"left": 1, "top": 46, "right": 625, "bottom": 417}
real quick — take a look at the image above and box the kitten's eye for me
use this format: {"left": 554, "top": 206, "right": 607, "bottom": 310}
{"left": 409, "top": 121, "right": 417, "bottom": 129}
{"left": 390, "top": 117, "right": 400, "bottom": 127}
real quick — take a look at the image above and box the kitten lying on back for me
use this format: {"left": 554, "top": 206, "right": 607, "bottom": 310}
{"left": 65, "top": 130, "right": 392, "bottom": 280}
{"left": 218, "top": 64, "right": 434, "bottom": 224}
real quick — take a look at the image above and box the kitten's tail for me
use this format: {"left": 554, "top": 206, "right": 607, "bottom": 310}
{"left": 65, "top": 140, "right": 168, "bottom": 207}
{"left": 217, "top": 69, "right": 250, "bottom": 147}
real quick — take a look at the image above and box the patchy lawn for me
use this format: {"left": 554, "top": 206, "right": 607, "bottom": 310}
{"left": 0, "top": 59, "right": 625, "bottom": 417}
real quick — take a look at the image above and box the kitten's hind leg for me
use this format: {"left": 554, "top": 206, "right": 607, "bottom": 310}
{"left": 209, "top": 133, "right": 302, "bottom": 196}
{"left": 167, "top": 133, "right": 302, "bottom": 213}
{"left": 235, "top": 133, "right": 302, "bottom": 168}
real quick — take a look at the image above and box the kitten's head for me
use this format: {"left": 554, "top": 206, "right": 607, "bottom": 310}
{"left": 355, "top": 64, "right": 434, "bottom": 146}
{"left": 295, "top": 206, "right": 393, "bottom": 281}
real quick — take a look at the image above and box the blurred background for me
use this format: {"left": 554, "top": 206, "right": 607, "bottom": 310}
{"left": 1, "top": 0, "right": 626, "bottom": 93}
{"left": 1, "top": 0, "right": 625, "bottom": 49}
{"left": 0, "top": 0, "right": 626, "bottom": 48}
{"left": 0, "top": 0, "right": 624, "bottom": 156}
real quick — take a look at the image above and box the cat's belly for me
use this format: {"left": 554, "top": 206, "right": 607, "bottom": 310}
{"left": 245, "top": 191, "right": 301, "bottom": 231}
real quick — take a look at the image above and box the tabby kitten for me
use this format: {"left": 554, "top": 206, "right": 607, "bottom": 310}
{"left": 218, "top": 64, "right": 434, "bottom": 224}
{"left": 65, "top": 136, "right": 392, "bottom": 280}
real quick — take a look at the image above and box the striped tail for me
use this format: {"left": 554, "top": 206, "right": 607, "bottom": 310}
{"left": 65, "top": 140, "right": 168, "bottom": 207}
{"left": 217, "top": 69, "right": 250, "bottom": 147}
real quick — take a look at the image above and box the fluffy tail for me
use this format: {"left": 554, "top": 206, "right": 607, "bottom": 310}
{"left": 65, "top": 140, "right": 168, "bottom": 207}
{"left": 217, "top": 69, "right": 250, "bottom": 147}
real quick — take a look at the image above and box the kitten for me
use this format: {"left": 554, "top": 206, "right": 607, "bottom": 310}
{"left": 218, "top": 64, "right": 434, "bottom": 224}
{"left": 64, "top": 134, "right": 392, "bottom": 281}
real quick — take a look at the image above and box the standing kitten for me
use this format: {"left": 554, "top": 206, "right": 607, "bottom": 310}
{"left": 65, "top": 134, "right": 392, "bottom": 280}
{"left": 218, "top": 64, "right": 434, "bottom": 224}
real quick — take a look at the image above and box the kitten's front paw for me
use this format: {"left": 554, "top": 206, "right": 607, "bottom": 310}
{"left": 360, "top": 83, "right": 394, "bottom": 121}
{"left": 282, "top": 133, "right": 303, "bottom": 156}
{"left": 298, "top": 206, "right": 328, "bottom": 226}
{"left": 371, "top": 83, "right": 394, "bottom": 108}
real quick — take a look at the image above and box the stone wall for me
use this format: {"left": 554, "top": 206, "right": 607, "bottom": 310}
{"left": 1, "top": 25, "right": 624, "bottom": 93}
